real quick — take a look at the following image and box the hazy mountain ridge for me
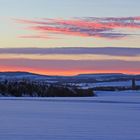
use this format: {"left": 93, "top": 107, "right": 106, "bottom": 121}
{"left": 0, "top": 72, "right": 140, "bottom": 83}
{"left": 0, "top": 71, "right": 48, "bottom": 77}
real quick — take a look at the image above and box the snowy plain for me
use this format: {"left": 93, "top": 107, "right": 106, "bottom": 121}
{"left": 75, "top": 80, "right": 140, "bottom": 89}
{"left": 0, "top": 91, "right": 140, "bottom": 140}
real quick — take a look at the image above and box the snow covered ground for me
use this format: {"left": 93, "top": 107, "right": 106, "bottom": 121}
{"left": 75, "top": 80, "right": 140, "bottom": 89}
{"left": 0, "top": 91, "right": 140, "bottom": 140}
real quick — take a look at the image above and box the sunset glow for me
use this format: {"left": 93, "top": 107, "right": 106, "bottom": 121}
{"left": 0, "top": 0, "right": 140, "bottom": 75}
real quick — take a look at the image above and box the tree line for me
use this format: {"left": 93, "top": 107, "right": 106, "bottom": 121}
{"left": 0, "top": 80, "right": 94, "bottom": 97}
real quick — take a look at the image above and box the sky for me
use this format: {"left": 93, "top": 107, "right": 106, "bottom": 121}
{"left": 0, "top": 0, "right": 140, "bottom": 75}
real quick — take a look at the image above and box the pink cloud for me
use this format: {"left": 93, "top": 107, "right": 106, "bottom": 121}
{"left": 15, "top": 17, "right": 140, "bottom": 39}
{"left": 19, "top": 35, "right": 54, "bottom": 39}
{"left": 0, "top": 58, "right": 140, "bottom": 74}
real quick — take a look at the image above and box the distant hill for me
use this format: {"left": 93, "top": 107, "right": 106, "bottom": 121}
{"left": 76, "top": 73, "right": 127, "bottom": 78}
{"left": 0, "top": 71, "right": 51, "bottom": 80}
{"left": 0, "top": 71, "right": 39, "bottom": 76}
{"left": 0, "top": 71, "right": 140, "bottom": 83}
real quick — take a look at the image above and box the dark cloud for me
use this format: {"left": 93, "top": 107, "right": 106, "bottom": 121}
{"left": 0, "top": 58, "right": 140, "bottom": 72}
{"left": 0, "top": 47, "right": 140, "bottom": 57}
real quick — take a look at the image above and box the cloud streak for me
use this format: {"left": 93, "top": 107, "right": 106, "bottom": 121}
{"left": 15, "top": 16, "right": 140, "bottom": 39}
{"left": 0, "top": 47, "right": 140, "bottom": 57}
{"left": 0, "top": 58, "right": 140, "bottom": 75}
{"left": 19, "top": 35, "right": 57, "bottom": 39}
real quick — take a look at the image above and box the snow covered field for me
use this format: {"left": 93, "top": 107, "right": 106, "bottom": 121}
{"left": 75, "top": 80, "right": 140, "bottom": 89}
{"left": 0, "top": 91, "right": 140, "bottom": 140}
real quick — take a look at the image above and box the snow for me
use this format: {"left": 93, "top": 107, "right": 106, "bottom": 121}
{"left": 0, "top": 91, "right": 140, "bottom": 140}
{"left": 75, "top": 80, "right": 140, "bottom": 89}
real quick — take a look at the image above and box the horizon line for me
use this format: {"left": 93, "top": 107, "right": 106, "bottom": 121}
{"left": 0, "top": 70, "right": 139, "bottom": 77}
